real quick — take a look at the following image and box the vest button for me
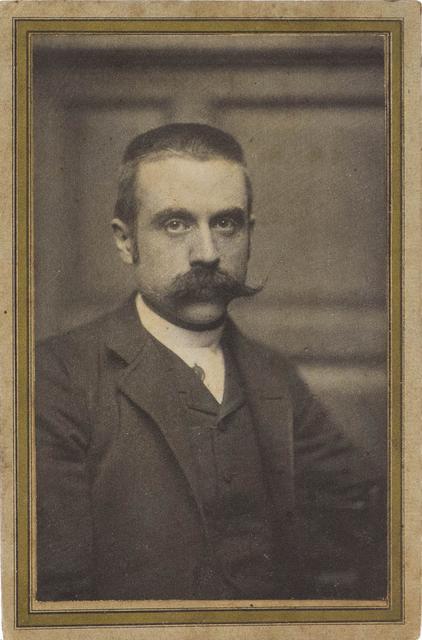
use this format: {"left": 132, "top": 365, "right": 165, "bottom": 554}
{"left": 222, "top": 472, "right": 233, "bottom": 484}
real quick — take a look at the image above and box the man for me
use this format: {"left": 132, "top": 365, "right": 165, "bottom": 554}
{"left": 36, "top": 123, "right": 386, "bottom": 601}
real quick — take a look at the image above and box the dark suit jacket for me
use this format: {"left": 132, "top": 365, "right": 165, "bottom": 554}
{"left": 36, "top": 297, "right": 386, "bottom": 601}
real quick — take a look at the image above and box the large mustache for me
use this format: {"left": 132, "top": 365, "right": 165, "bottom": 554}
{"left": 168, "top": 266, "right": 263, "bottom": 302}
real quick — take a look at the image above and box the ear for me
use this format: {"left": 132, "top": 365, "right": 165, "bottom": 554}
{"left": 111, "top": 218, "right": 136, "bottom": 265}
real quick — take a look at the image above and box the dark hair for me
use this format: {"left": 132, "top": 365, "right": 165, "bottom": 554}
{"left": 114, "top": 123, "right": 253, "bottom": 226}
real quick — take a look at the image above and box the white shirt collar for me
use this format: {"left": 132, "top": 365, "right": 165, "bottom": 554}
{"left": 135, "top": 293, "right": 226, "bottom": 403}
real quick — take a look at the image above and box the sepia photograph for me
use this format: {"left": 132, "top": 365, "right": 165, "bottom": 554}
{"left": 33, "top": 30, "right": 388, "bottom": 603}
{"left": 2, "top": 4, "right": 420, "bottom": 637}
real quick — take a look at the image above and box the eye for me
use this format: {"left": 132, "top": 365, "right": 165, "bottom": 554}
{"left": 213, "top": 216, "right": 240, "bottom": 235}
{"left": 163, "top": 219, "right": 191, "bottom": 235}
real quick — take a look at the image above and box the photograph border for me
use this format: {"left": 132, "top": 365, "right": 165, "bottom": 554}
{"left": 14, "top": 16, "right": 402, "bottom": 629}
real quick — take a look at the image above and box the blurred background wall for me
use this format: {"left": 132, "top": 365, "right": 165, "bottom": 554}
{"left": 33, "top": 33, "right": 387, "bottom": 475}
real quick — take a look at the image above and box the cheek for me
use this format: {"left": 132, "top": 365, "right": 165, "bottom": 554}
{"left": 219, "top": 238, "right": 250, "bottom": 271}
{"left": 135, "top": 237, "right": 188, "bottom": 281}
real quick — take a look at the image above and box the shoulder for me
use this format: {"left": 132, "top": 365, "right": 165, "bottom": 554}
{"left": 36, "top": 298, "right": 136, "bottom": 375}
{"left": 37, "top": 315, "right": 103, "bottom": 370}
{"left": 35, "top": 299, "right": 140, "bottom": 430}
{"left": 227, "top": 319, "right": 301, "bottom": 375}
{"left": 227, "top": 320, "right": 311, "bottom": 408}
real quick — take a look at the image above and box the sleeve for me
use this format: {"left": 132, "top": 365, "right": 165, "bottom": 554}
{"left": 288, "top": 365, "right": 387, "bottom": 599}
{"left": 36, "top": 338, "right": 95, "bottom": 600}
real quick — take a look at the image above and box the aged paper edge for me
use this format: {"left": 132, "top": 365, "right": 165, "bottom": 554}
{"left": 0, "top": 1, "right": 420, "bottom": 639}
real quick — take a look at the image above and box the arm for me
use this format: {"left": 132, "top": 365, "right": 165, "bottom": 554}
{"left": 289, "top": 366, "right": 387, "bottom": 599}
{"left": 36, "top": 338, "right": 94, "bottom": 600}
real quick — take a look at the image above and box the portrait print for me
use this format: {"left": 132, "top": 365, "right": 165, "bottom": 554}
{"left": 33, "top": 29, "right": 388, "bottom": 602}
{"left": 5, "top": 5, "right": 420, "bottom": 638}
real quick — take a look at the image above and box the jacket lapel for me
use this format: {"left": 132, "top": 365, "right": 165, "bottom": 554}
{"left": 103, "top": 298, "right": 295, "bottom": 519}
{"left": 227, "top": 323, "right": 296, "bottom": 517}
{"left": 104, "top": 299, "right": 204, "bottom": 511}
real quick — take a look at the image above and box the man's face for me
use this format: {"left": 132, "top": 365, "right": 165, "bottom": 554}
{"left": 118, "top": 155, "right": 252, "bottom": 328}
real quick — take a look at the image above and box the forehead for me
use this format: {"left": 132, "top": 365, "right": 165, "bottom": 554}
{"left": 134, "top": 156, "right": 248, "bottom": 215}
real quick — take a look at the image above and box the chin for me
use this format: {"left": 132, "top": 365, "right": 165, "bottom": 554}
{"left": 179, "top": 301, "right": 226, "bottom": 327}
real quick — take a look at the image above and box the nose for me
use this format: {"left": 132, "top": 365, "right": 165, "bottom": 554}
{"left": 189, "top": 225, "right": 220, "bottom": 267}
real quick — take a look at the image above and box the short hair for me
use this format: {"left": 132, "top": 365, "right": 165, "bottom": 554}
{"left": 114, "top": 123, "right": 253, "bottom": 226}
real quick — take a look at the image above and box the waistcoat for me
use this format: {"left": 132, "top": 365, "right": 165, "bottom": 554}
{"left": 152, "top": 336, "right": 281, "bottom": 599}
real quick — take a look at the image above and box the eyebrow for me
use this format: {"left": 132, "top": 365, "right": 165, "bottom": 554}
{"left": 151, "top": 207, "right": 248, "bottom": 227}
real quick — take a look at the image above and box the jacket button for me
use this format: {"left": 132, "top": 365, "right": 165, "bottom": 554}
{"left": 222, "top": 472, "right": 233, "bottom": 484}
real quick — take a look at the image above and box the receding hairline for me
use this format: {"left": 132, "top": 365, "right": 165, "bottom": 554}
{"left": 129, "top": 149, "right": 249, "bottom": 175}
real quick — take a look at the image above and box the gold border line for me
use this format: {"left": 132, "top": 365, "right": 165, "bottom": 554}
{"left": 14, "top": 18, "right": 402, "bottom": 628}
